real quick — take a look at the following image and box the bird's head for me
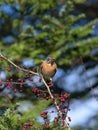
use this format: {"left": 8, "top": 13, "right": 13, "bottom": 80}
{"left": 47, "top": 57, "right": 55, "bottom": 65}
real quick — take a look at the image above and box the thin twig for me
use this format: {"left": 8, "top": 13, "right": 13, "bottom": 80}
{"left": 0, "top": 81, "right": 28, "bottom": 85}
{"left": 80, "top": 56, "right": 98, "bottom": 101}
{"left": 0, "top": 52, "right": 39, "bottom": 76}
{"left": 42, "top": 76, "right": 70, "bottom": 130}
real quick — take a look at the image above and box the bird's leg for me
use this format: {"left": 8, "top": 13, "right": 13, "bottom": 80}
{"left": 50, "top": 78, "right": 52, "bottom": 81}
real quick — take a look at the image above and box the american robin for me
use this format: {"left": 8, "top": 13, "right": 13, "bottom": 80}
{"left": 40, "top": 57, "right": 57, "bottom": 81}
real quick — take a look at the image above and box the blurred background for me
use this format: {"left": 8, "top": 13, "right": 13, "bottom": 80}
{"left": 0, "top": 0, "right": 98, "bottom": 130}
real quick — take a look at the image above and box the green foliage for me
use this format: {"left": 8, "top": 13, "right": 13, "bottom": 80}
{"left": 0, "top": 107, "right": 69, "bottom": 130}
{"left": 21, "top": 99, "right": 51, "bottom": 122}
{"left": 0, "top": 108, "right": 22, "bottom": 130}
{"left": 0, "top": 0, "right": 97, "bottom": 66}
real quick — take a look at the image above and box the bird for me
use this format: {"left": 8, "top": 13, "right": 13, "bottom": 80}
{"left": 40, "top": 57, "right": 57, "bottom": 81}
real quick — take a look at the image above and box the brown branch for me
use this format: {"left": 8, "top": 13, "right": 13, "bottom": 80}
{"left": 42, "top": 76, "right": 70, "bottom": 129}
{"left": 0, "top": 52, "right": 71, "bottom": 130}
{"left": 0, "top": 81, "right": 29, "bottom": 85}
{"left": 80, "top": 56, "right": 98, "bottom": 101}
{"left": 0, "top": 52, "right": 39, "bottom": 76}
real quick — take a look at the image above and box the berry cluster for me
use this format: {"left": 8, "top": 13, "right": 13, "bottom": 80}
{"left": 23, "top": 122, "right": 33, "bottom": 130}
{"left": 41, "top": 111, "right": 48, "bottom": 119}
{"left": 58, "top": 93, "right": 70, "bottom": 102}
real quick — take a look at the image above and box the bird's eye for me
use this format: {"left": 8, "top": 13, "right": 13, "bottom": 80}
{"left": 47, "top": 57, "right": 55, "bottom": 63}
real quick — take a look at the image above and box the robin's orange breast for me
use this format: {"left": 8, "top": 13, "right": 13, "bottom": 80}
{"left": 41, "top": 61, "right": 57, "bottom": 78}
